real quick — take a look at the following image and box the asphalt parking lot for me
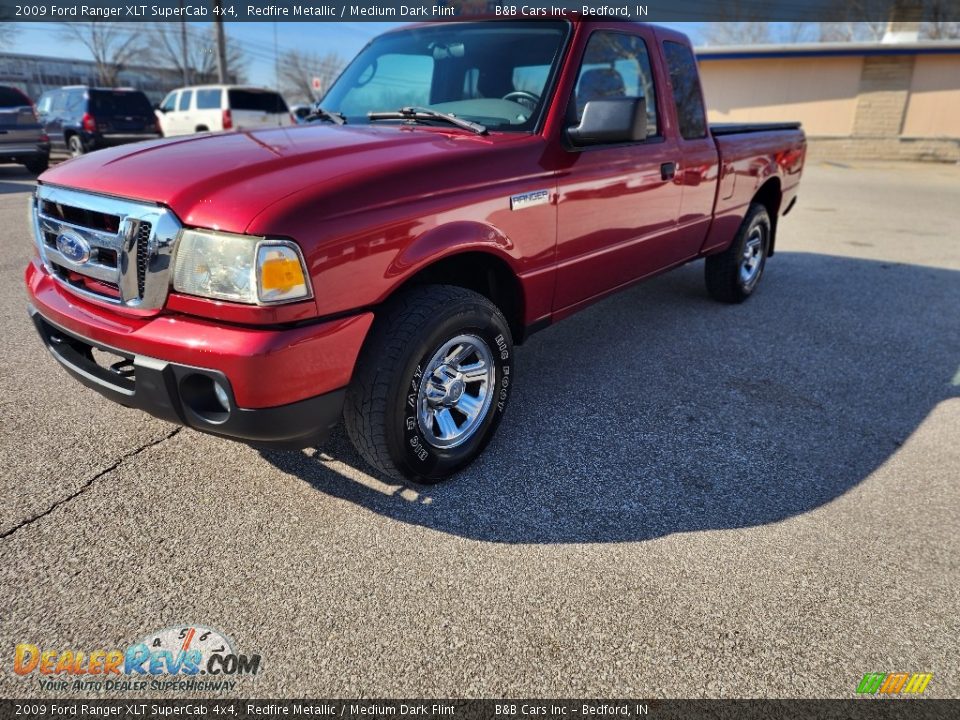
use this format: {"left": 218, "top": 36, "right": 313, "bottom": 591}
{"left": 0, "top": 160, "right": 957, "bottom": 699}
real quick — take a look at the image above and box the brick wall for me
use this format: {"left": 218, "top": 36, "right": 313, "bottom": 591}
{"left": 808, "top": 54, "right": 960, "bottom": 162}
{"left": 851, "top": 56, "right": 915, "bottom": 138}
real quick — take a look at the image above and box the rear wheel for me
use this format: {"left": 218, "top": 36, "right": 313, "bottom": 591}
{"left": 68, "top": 135, "right": 85, "bottom": 158}
{"left": 344, "top": 285, "right": 513, "bottom": 484}
{"left": 705, "top": 203, "right": 771, "bottom": 303}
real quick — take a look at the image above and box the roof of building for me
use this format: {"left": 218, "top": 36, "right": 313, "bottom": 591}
{"left": 696, "top": 40, "right": 960, "bottom": 60}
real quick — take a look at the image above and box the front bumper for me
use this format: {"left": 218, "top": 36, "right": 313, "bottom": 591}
{"left": 26, "top": 260, "right": 374, "bottom": 449}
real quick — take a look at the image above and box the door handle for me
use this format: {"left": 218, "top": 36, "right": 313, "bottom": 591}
{"left": 661, "top": 162, "right": 676, "bottom": 181}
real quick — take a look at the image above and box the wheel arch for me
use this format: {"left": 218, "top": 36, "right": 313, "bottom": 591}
{"left": 752, "top": 177, "right": 782, "bottom": 256}
{"left": 386, "top": 248, "right": 527, "bottom": 345}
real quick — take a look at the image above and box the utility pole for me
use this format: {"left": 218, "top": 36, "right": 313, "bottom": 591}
{"left": 214, "top": 0, "right": 228, "bottom": 83}
{"left": 273, "top": 22, "right": 279, "bottom": 91}
{"left": 179, "top": 11, "right": 189, "bottom": 85}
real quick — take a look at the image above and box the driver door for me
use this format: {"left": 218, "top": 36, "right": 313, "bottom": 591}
{"left": 554, "top": 27, "right": 683, "bottom": 313}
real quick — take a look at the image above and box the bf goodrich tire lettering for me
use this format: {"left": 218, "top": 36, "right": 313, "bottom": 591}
{"left": 344, "top": 285, "right": 513, "bottom": 484}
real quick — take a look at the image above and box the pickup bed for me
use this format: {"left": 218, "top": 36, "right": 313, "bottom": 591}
{"left": 25, "top": 18, "right": 804, "bottom": 483}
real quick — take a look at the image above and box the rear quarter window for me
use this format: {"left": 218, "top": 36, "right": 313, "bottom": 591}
{"left": 663, "top": 41, "right": 708, "bottom": 140}
{"left": 196, "top": 89, "right": 222, "bottom": 110}
{"left": 228, "top": 90, "right": 288, "bottom": 113}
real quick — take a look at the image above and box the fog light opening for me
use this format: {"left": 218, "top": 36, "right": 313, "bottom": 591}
{"left": 179, "top": 373, "right": 231, "bottom": 425}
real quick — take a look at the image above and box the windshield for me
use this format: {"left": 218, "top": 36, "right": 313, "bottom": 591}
{"left": 321, "top": 21, "right": 570, "bottom": 131}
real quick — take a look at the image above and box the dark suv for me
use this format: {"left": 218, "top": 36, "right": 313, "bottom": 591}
{"left": 36, "top": 86, "right": 160, "bottom": 157}
{"left": 0, "top": 85, "right": 50, "bottom": 174}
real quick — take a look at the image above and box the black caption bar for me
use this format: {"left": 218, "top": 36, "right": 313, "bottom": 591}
{"left": 1, "top": 700, "right": 959, "bottom": 720}
{"left": 2, "top": 0, "right": 960, "bottom": 23}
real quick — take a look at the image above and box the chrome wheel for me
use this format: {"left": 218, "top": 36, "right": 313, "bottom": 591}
{"left": 417, "top": 334, "right": 496, "bottom": 449}
{"left": 739, "top": 225, "right": 766, "bottom": 288}
{"left": 68, "top": 136, "right": 85, "bottom": 158}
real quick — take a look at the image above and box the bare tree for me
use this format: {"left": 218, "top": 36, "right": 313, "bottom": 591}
{"left": 819, "top": 21, "right": 889, "bottom": 42}
{"left": 279, "top": 50, "right": 345, "bottom": 104}
{"left": 147, "top": 24, "right": 248, "bottom": 86}
{"left": 58, "top": 23, "right": 148, "bottom": 87}
{"left": 702, "top": 22, "right": 774, "bottom": 46}
{"left": 922, "top": 0, "right": 960, "bottom": 38}
{"left": 781, "top": 23, "right": 817, "bottom": 44}
{"left": 818, "top": 0, "right": 915, "bottom": 42}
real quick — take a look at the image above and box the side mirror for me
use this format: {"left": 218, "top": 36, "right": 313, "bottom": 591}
{"left": 568, "top": 97, "right": 647, "bottom": 146}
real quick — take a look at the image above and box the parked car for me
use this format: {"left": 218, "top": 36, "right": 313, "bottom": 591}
{"left": 36, "top": 86, "right": 160, "bottom": 158}
{"left": 156, "top": 85, "right": 294, "bottom": 136}
{"left": 25, "top": 19, "right": 805, "bottom": 484}
{"left": 0, "top": 85, "right": 50, "bottom": 174}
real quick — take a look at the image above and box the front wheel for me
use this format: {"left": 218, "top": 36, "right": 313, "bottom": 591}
{"left": 705, "top": 203, "right": 771, "bottom": 303}
{"left": 344, "top": 285, "right": 514, "bottom": 484}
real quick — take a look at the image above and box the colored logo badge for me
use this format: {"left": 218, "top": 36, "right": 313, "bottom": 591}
{"left": 56, "top": 230, "right": 91, "bottom": 265}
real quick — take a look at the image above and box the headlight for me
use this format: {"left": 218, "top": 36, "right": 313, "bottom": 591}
{"left": 173, "top": 229, "right": 311, "bottom": 305}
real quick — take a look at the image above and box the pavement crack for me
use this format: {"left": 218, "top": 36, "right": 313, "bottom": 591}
{"left": 0, "top": 427, "right": 181, "bottom": 541}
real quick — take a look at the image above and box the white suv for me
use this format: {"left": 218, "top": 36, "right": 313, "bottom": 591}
{"left": 156, "top": 85, "right": 294, "bottom": 136}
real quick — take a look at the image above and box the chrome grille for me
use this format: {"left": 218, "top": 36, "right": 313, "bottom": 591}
{"left": 135, "top": 221, "right": 152, "bottom": 297}
{"left": 32, "top": 185, "right": 181, "bottom": 314}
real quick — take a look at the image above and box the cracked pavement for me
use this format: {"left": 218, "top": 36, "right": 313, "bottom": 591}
{"left": 0, "top": 161, "right": 958, "bottom": 698}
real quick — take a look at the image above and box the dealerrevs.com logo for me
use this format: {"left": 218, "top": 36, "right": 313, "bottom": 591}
{"left": 13, "top": 625, "right": 261, "bottom": 693}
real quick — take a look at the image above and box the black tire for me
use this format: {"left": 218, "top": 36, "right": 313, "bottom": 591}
{"left": 23, "top": 156, "right": 49, "bottom": 175}
{"left": 68, "top": 135, "right": 85, "bottom": 158}
{"left": 344, "top": 285, "right": 514, "bottom": 484}
{"left": 705, "top": 203, "right": 772, "bottom": 303}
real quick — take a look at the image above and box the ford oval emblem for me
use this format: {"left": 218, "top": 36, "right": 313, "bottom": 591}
{"left": 56, "top": 230, "right": 91, "bottom": 265}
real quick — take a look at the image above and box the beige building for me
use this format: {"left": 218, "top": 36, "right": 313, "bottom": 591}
{"left": 696, "top": 42, "right": 960, "bottom": 162}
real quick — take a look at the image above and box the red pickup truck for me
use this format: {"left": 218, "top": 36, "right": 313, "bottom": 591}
{"left": 25, "top": 19, "right": 804, "bottom": 483}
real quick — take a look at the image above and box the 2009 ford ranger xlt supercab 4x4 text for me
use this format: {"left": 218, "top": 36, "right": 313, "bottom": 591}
{"left": 25, "top": 19, "right": 805, "bottom": 483}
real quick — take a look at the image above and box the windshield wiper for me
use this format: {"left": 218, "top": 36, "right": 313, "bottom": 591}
{"left": 367, "top": 106, "right": 487, "bottom": 135}
{"left": 304, "top": 107, "right": 346, "bottom": 125}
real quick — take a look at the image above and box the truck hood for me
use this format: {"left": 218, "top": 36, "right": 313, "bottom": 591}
{"left": 40, "top": 125, "right": 506, "bottom": 233}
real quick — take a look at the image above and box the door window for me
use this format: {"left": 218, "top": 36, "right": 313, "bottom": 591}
{"left": 572, "top": 31, "right": 658, "bottom": 138}
{"left": 178, "top": 90, "right": 192, "bottom": 112}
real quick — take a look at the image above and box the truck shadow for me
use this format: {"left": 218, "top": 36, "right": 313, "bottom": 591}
{"left": 262, "top": 252, "right": 959, "bottom": 544}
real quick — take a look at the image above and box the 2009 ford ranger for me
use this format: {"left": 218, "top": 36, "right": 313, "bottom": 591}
{"left": 25, "top": 19, "right": 805, "bottom": 483}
